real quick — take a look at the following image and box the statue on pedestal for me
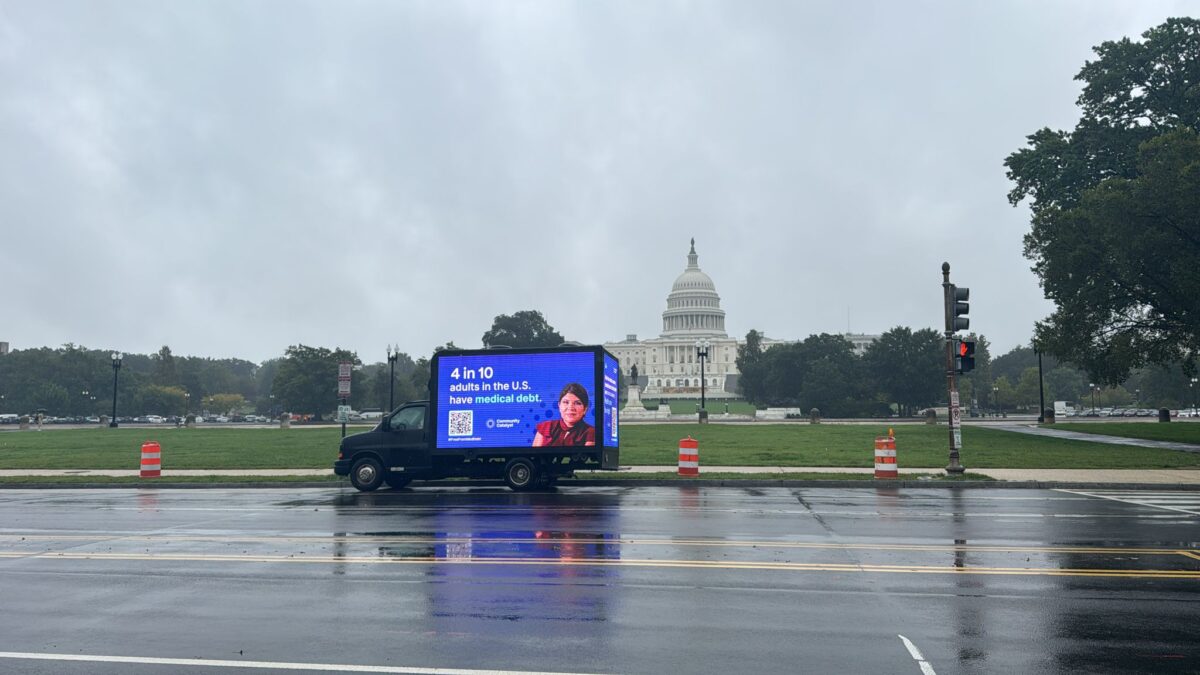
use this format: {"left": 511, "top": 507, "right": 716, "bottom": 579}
{"left": 625, "top": 365, "right": 645, "bottom": 411}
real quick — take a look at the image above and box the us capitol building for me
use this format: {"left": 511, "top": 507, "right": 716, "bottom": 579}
{"left": 604, "top": 240, "right": 878, "bottom": 400}
{"left": 603, "top": 240, "right": 770, "bottom": 400}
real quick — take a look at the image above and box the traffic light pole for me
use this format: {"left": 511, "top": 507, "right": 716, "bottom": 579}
{"left": 942, "top": 262, "right": 965, "bottom": 475}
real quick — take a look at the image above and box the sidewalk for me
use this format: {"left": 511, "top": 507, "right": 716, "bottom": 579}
{"left": 3, "top": 466, "right": 1199, "bottom": 484}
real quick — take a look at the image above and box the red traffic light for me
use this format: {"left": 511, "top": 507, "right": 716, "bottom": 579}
{"left": 955, "top": 338, "right": 976, "bottom": 374}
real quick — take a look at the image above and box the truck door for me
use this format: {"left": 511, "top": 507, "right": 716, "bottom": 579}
{"left": 384, "top": 405, "right": 430, "bottom": 470}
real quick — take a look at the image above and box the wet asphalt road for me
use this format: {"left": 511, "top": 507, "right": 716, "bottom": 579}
{"left": 0, "top": 486, "right": 1198, "bottom": 674}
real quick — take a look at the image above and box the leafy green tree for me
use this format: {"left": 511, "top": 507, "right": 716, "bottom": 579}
{"left": 29, "top": 382, "right": 69, "bottom": 415}
{"left": 203, "top": 393, "right": 246, "bottom": 415}
{"left": 740, "top": 333, "right": 875, "bottom": 416}
{"left": 1015, "top": 367, "right": 1042, "bottom": 411}
{"left": 271, "top": 345, "right": 360, "bottom": 420}
{"left": 151, "top": 346, "right": 178, "bottom": 386}
{"left": 863, "top": 327, "right": 943, "bottom": 416}
{"left": 1045, "top": 366, "right": 1087, "bottom": 405}
{"left": 356, "top": 356, "right": 420, "bottom": 412}
{"left": 481, "top": 311, "right": 565, "bottom": 348}
{"left": 992, "top": 376, "right": 1014, "bottom": 416}
{"left": 142, "top": 385, "right": 187, "bottom": 416}
{"left": 1006, "top": 18, "right": 1200, "bottom": 383}
{"left": 734, "top": 329, "right": 767, "bottom": 404}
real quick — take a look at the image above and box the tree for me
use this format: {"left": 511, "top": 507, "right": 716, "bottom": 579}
{"left": 735, "top": 329, "right": 767, "bottom": 404}
{"left": 1015, "top": 367, "right": 1042, "bottom": 411}
{"left": 992, "top": 376, "right": 1014, "bottom": 416}
{"left": 738, "top": 333, "right": 875, "bottom": 416}
{"left": 271, "top": 345, "right": 360, "bottom": 420}
{"left": 863, "top": 327, "right": 943, "bottom": 416}
{"left": 203, "top": 393, "right": 246, "bottom": 415}
{"left": 151, "top": 346, "right": 178, "bottom": 387}
{"left": 1006, "top": 18, "right": 1200, "bottom": 383}
{"left": 481, "top": 311, "right": 565, "bottom": 348}
{"left": 142, "top": 385, "right": 187, "bottom": 416}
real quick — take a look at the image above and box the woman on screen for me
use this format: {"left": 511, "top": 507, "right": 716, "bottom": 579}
{"left": 532, "top": 382, "right": 596, "bottom": 447}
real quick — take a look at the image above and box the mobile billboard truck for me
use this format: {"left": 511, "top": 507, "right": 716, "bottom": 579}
{"left": 334, "top": 346, "right": 620, "bottom": 491}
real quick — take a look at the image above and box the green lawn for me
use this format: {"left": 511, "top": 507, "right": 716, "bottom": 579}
{"left": 1, "top": 424, "right": 1198, "bottom": 470}
{"left": 619, "top": 424, "right": 1200, "bottom": 469}
{"left": 0, "top": 428, "right": 341, "bottom": 469}
{"left": 1049, "top": 421, "right": 1200, "bottom": 444}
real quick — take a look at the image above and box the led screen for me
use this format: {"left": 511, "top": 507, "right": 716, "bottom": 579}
{"left": 436, "top": 351, "right": 598, "bottom": 449}
{"left": 603, "top": 354, "right": 619, "bottom": 446}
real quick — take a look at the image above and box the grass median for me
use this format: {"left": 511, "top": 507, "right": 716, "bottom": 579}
{"left": 1, "top": 424, "right": 1198, "bottom": 472}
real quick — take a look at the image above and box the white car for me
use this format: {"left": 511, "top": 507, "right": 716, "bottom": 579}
{"left": 146, "top": 415, "right": 165, "bottom": 424}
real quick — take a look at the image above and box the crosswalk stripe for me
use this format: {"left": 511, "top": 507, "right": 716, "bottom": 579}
{"left": 1057, "top": 489, "right": 1200, "bottom": 516}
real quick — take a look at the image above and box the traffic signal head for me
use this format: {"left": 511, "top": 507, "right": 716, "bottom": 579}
{"left": 951, "top": 285, "right": 970, "bottom": 331}
{"left": 955, "top": 338, "right": 976, "bottom": 374}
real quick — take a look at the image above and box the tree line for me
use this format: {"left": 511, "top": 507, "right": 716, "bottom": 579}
{"left": 735, "top": 327, "right": 1198, "bottom": 416}
{"left": 0, "top": 310, "right": 565, "bottom": 420}
{"left": 3, "top": 301, "right": 1195, "bottom": 420}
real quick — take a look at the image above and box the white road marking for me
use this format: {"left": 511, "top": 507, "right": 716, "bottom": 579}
{"left": 897, "top": 635, "right": 937, "bottom": 675}
{"left": 0, "top": 651, "right": 608, "bottom": 675}
{"left": 1058, "top": 490, "right": 1200, "bottom": 516}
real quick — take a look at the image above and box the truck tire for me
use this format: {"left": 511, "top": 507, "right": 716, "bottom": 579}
{"left": 350, "top": 457, "right": 384, "bottom": 492}
{"left": 503, "top": 457, "right": 538, "bottom": 491}
{"left": 384, "top": 474, "right": 412, "bottom": 490}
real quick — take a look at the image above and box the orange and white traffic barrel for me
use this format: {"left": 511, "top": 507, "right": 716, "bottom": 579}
{"left": 678, "top": 436, "right": 699, "bottom": 476}
{"left": 140, "top": 441, "right": 161, "bottom": 478}
{"left": 874, "top": 434, "right": 897, "bottom": 479}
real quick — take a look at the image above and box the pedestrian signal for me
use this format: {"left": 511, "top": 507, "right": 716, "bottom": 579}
{"left": 955, "top": 338, "right": 976, "bottom": 374}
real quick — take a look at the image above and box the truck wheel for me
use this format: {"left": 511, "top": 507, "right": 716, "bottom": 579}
{"left": 384, "top": 474, "right": 412, "bottom": 490}
{"left": 350, "top": 457, "right": 384, "bottom": 492}
{"left": 503, "top": 458, "right": 538, "bottom": 491}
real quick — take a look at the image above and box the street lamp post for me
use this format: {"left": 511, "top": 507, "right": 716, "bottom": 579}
{"left": 1191, "top": 377, "right": 1197, "bottom": 412}
{"left": 184, "top": 392, "right": 191, "bottom": 418}
{"left": 993, "top": 385, "right": 1001, "bottom": 418}
{"left": 81, "top": 390, "right": 89, "bottom": 417}
{"left": 1090, "top": 383, "right": 1097, "bottom": 413}
{"left": 694, "top": 339, "right": 710, "bottom": 421}
{"left": 386, "top": 344, "right": 399, "bottom": 412}
{"left": 1036, "top": 348, "right": 1045, "bottom": 423}
{"left": 109, "top": 352, "right": 122, "bottom": 428}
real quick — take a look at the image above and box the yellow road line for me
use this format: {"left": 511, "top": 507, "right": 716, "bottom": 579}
{"left": 9, "top": 551, "right": 1200, "bottom": 578}
{"left": 0, "top": 534, "right": 1195, "bottom": 557}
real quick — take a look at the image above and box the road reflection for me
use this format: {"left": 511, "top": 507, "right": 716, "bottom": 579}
{"left": 330, "top": 489, "right": 624, "bottom": 630}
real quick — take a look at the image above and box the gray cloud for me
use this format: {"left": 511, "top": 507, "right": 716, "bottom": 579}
{"left": 2, "top": 1, "right": 1192, "bottom": 362}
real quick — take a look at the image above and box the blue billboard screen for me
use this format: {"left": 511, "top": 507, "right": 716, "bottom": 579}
{"left": 603, "top": 354, "right": 619, "bottom": 446}
{"left": 435, "top": 351, "right": 599, "bottom": 449}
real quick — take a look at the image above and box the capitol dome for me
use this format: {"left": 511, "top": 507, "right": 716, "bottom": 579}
{"left": 661, "top": 239, "right": 727, "bottom": 337}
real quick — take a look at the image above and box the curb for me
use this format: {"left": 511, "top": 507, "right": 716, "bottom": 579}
{"left": 3, "top": 479, "right": 1199, "bottom": 491}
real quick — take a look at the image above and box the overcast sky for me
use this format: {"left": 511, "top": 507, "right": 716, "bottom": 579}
{"left": 2, "top": 1, "right": 1193, "bottom": 364}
